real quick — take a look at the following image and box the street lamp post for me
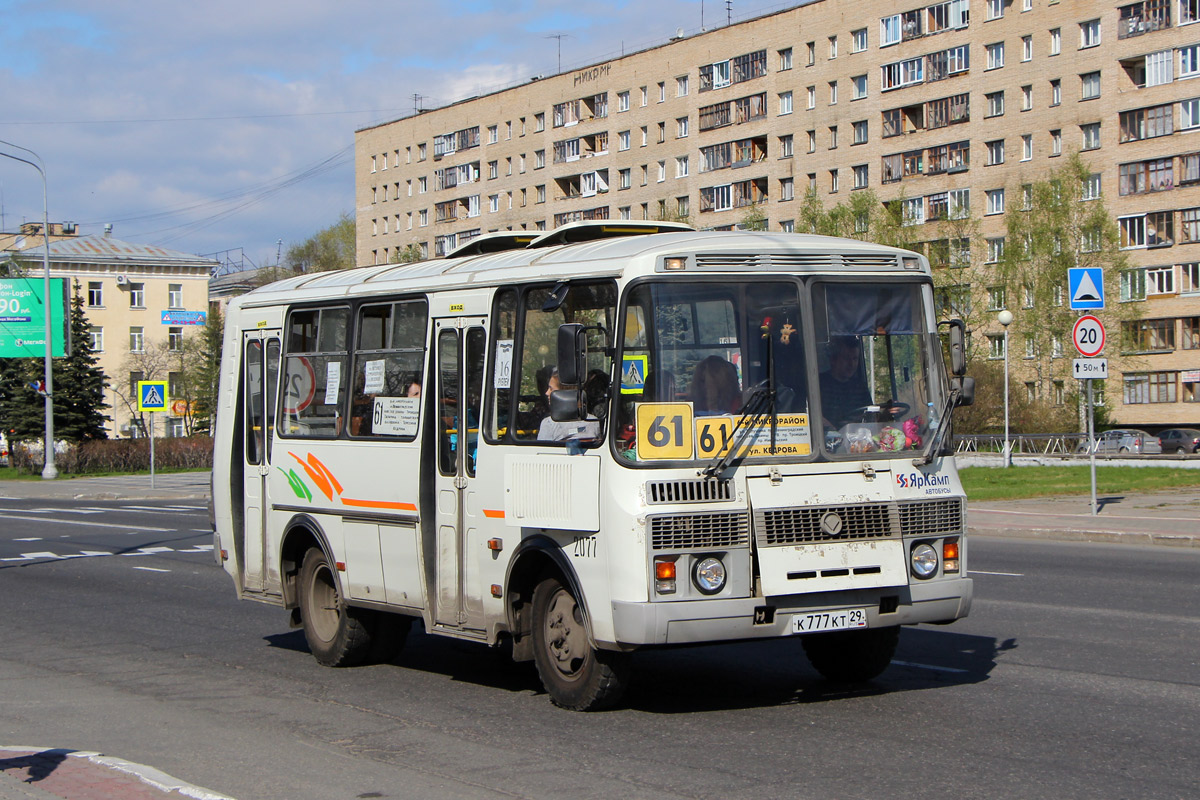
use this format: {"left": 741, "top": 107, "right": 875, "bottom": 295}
{"left": 998, "top": 309, "right": 1014, "bottom": 468}
{"left": 0, "top": 140, "right": 57, "bottom": 479}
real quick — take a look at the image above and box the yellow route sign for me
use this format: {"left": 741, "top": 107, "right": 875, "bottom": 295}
{"left": 635, "top": 402, "right": 694, "bottom": 460}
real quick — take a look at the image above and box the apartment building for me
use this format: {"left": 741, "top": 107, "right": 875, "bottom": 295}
{"left": 355, "top": 0, "right": 1200, "bottom": 429}
{"left": 5, "top": 225, "right": 217, "bottom": 438}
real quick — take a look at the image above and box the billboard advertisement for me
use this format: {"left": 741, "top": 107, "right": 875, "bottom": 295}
{"left": 0, "top": 277, "right": 67, "bottom": 358}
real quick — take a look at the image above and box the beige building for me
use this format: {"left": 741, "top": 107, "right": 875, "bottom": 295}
{"left": 6, "top": 225, "right": 217, "bottom": 438}
{"left": 356, "top": 0, "right": 1200, "bottom": 429}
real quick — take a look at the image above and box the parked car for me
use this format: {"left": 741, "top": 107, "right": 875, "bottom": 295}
{"left": 1077, "top": 428, "right": 1163, "bottom": 454}
{"left": 1158, "top": 428, "right": 1200, "bottom": 454}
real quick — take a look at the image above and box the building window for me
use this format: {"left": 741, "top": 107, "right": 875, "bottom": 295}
{"left": 168, "top": 283, "right": 183, "bottom": 309}
{"left": 829, "top": 126, "right": 838, "bottom": 149}
{"left": 852, "top": 75, "right": 867, "bottom": 100}
{"left": 807, "top": 86, "right": 816, "bottom": 109}
{"left": 853, "top": 164, "right": 869, "bottom": 189}
{"left": 1184, "top": 98, "right": 1200, "bottom": 131}
{"left": 1124, "top": 372, "right": 1177, "bottom": 404}
{"left": 902, "top": 197, "right": 924, "bottom": 225}
{"left": 829, "top": 81, "right": 838, "bottom": 105}
{"left": 1051, "top": 129, "right": 1062, "bottom": 156}
{"left": 1081, "top": 123, "right": 1101, "bottom": 150}
{"left": 780, "top": 134, "right": 794, "bottom": 157}
{"left": 807, "top": 41, "right": 816, "bottom": 65}
{"left": 1082, "top": 172, "right": 1102, "bottom": 200}
{"left": 1181, "top": 44, "right": 1200, "bottom": 78}
{"left": 987, "top": 42, "right": 1005, "bottom": 70}
{"left": 1049, "top": 27, "right": 1062, "bottom": 55}
{"left": 987, "top": 238, "right": 1006, "bottom": 264}
{"left": 779, "top": 48, "right": 793, "bottom": 70}
{"left": 986, "top": 0, "right": 1004, "bottom": 20}
{"left": 168, "top": 326, "right": 183, "bottom": 351}
{"left": 1120, "top": 216, "right": 1148, "bottom": 249}
{"left": 677, "top": 117, "right": 689, "bottom": 138}
{"left": 1021, "top": 85, "right": 1033, "bottom": 111}
{"left": 1080, "top": 18, "right": 1102, "bottom": 49}
{"left": 986, "top": 139, "right": 1005, "bottom": 165}
{"left": 1050, "top": 79, "right": 1061, "bottom": 106}
{"left": 1081, "top": 71, "right": 1101, "bottom": 100}
{"left": 779, "top": 91, "right": 793, "bottom": 115}
{"left": 1022, "top": 134, "right": 1033, "bottom": 161}
{"left": 852, "top": 28, "right": 868, "bottom": 53}
{"left": 89, "top": 325, "right": 103, "bottom": 352}
{"left": 676, "top": 156, "right": 689, "bottom": 177}
{"left": 677, "top": 75, "right": 689, "bottom": 97}
{"left": 129, "top": 326, "right": 144, "bottom": 353}
{"left": 807, "top": 130, "right": 816, "bottom": 153}
{"left": 830, "top": 169, "right": 839, "bottom": 193}
{"left": 129, "top": 282, "right": 144, "bottom": 308}
{"left": 618, "top": 91, "right": 629, "bottom": 112}
{"left": 988, "top": 335, "right": 1005, "bottom": 360}
{"left": 781, "top": 177, "right": 795, "bottom": 201}
{"left": 619, "top": 131, "right": 630, "bottom": 151}
{"left": 829, "top": 35, "right": 838, "bottom": 59}
{"left": 853, "top": 120, "right": 868, "bottom": 145}
{"left": 1184, "top": 210, "right": 1200, "bottom": 244}
{"left": 986, "top": 188, "right": 1005, "bottom": 215}
{"left": 87, "top": 281, "right": 102, "bottom": 307}
{"left": 986, "top": 91, "right": 1005, "bottom": 117}
{"left": 619, "top": 168, "right": 631, "bottom": 190}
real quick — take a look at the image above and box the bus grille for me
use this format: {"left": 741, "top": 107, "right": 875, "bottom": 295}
{"left": 693, "top": 253, "right": 902, "bottom": 271}
{"left": 898, "top": 498, "right": 964, "bottom": 537}
{"left": 755, "top": 503, "right": 895, "bottom": 545}
{"left": 649, "top": 512, "right": 750, "bottom": 551}
{"left": 647, "top": 478, "right": 733, "bottom": 504}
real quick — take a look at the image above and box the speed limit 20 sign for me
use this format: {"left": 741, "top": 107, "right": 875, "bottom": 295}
{"left": 1072, "top": 315, "right": 1106, "bottom": 357}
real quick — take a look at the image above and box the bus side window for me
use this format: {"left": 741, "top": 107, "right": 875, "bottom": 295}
{"left": 349, "top": 298, "right": 427, "bottom": 438}
{"left": 280, "top": 306, "right": 350, "bottom": 438}
{"left": 485, "top": 288, "right": 518, "bottom": 442}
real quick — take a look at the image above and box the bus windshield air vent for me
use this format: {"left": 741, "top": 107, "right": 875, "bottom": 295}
{"left": 694, "top": 254, "right": 760, "bottom": 270}
{"left": 647, "top": 478, "right": 733, "bottom": 504}
{"left": 755, "top": 503, "right": 896, "bottom": 546}
{"left": 842, "top": 254, "right": 902, "bottom": 269}
{"left": 897, "top": 498, "right": 964, "bottom": 538}
{"left": 649, "top": 512, "right": 750, "bottom": 551}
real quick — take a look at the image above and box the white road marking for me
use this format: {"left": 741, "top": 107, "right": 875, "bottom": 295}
{"left": 29, "top": 507, "right": 104, "bottom": 515}
{"left": 120, "top": 546, "right": 175, "bottom": 556}
{"left": 892, "top": 660, "right": 970, "bottom": 674}
{"left": 80, "top": 550, "right": 114, "bottom": 557}
{"left": 133, "top": 566, "right": 170, "bottom": 573}
{"left": 13, "top": 537, "right": 42, "bottom": 542}
{"left": 175, "top": 545, "right": 214, "bottom": 553}
{"left": 19, "top": 551, "right": 63, "bottom": 560}
{"left": 0, "top": 511, "right": 170, "bottom": 532}
{"left": 970, "top": 570, "right": 1025, "bottom": 577}
{"left": 121, "top": 505, "right": 203, "bottom": 513}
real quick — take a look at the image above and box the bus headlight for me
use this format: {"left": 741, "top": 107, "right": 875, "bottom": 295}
{"left": 910, "top": 543, "right": 939, "bottom": 579}
{"left": 692, "top": 556, "right": 727, "bottom": 595}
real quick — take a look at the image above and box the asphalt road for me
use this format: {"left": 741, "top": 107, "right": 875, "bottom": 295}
{"left": 1, "top": 499, "right": 1197, "bottom": 800}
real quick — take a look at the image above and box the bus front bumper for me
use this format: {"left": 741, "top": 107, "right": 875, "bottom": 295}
{"left": 608, "top": 577, "right": 972, "bottom": 647}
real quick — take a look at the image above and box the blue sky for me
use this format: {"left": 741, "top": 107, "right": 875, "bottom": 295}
{"left": 0, "top": 0, "right": 796, "bottom": 268}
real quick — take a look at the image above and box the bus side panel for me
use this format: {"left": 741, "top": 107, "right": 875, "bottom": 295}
{"left": 213, "top": 300, "right": 249, "bottom": 594}
{"left": 380, "top": 522, "right": 424, "bottom": 607}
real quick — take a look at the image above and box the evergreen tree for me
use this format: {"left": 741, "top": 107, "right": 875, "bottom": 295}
{"left": 52, "top": 281, "right": 109, "bottom": 441}
{"left": 184, "top": 304, "right": 223, "bottom": 435}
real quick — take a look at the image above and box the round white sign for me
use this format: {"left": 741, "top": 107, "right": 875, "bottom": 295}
{"left": 1072, "top": 315, "right": 1105, "bottom": 358}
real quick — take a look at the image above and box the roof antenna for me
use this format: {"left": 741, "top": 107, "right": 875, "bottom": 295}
{"left": 545, "top": 33, "right": 569, "bottom": 74}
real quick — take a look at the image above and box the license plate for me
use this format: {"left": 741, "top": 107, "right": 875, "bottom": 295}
{"left": 791, "top": 608, "right": 868, "bottom": 634}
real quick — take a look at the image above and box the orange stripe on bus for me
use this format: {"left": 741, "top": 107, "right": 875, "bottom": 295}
{"left": 340, "top": 497, "right": 418, "bottom": 511}
{"left": 483, "top": 509, "right": 506, "bottom": 519}
{"left": 289, "top": 452, "right": 333, "bottom": 501}
{"left": 307, "top": 453, "right": 344, "bottom": 496}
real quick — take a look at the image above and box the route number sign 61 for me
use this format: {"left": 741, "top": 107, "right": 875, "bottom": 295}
{"left": 1072, "top": 315, "right": 1105, "bottom": 358}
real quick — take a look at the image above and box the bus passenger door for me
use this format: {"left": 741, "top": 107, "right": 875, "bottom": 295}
{"left": 432, "top": 317, "right": 487, "bottom": 631}
{"left": 241, "top": 330, "right": 281, "bottom": 594}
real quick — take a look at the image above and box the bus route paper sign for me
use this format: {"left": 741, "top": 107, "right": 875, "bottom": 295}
{"left": 137, "top": 381, "right": 169, "bottom": 412}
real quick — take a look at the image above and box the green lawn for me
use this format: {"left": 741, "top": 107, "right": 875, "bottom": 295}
{"left": 960, "top": 465, "right": 1200, "bottom": 501}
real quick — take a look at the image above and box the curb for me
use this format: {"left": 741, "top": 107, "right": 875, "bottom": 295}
{"left": 0, "top": 748, "right": 234, "bottom": 800}
{"left": 969, "top": 525, "right": 1200, "bottom": 548}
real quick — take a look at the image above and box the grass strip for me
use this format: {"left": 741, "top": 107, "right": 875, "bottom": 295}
{"left": 960, "top": 465, "right": 1200, "bottom": 501}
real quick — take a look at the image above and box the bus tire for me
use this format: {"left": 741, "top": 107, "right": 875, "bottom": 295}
{"left": 531, "top": 575, "right": 629, "bottom": 711}
{"left": 802, "top": 625, "right": 899, "bottom": 684}
{"left": 299, "top": 548, "right": 374, "bottom": 667}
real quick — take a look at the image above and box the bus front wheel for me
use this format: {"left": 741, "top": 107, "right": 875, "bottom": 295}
{"left": 531, "top": 575, "right": 629, "bottom": 711}
{"left": 802, "top": 626, "right": 899, "bottom": 684}
{"left": 299, "top": 548, "right": 376, "bottom": 667}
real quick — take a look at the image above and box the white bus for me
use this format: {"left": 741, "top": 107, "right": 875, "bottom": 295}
{"left": 212, "top": 222, "right": 975, "bottom": 710}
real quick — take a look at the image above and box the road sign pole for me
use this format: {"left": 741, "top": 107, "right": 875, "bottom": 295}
{"left": 1087, "top": 381, "right": 1097, "bottom": 516}
{"left": 149, "top": 412, "right": 156, "bottom": 490}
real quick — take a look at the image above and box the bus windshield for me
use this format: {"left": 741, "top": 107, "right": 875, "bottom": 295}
{"left": 615, "top": 278, "right": 939, "bottom": 463}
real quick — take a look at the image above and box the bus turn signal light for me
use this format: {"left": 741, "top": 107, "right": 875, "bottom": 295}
{"left": 487, "top": 538, "right": 503, "bottom": 551}
{"left": 654, "top": 557, "right": 678, "bottom": 594}
{"left": 943, "top": 539, "right": 960, "bottom": 573}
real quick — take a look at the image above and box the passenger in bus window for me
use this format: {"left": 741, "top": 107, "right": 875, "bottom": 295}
{"left": 537, "top": 367, "right": 600, "bottom": 443}
{"left": 691, "top": 356, "right": 741, "bottom": 416}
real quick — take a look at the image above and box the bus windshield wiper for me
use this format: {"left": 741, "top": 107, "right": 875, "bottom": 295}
{"left": 700, "top": 382, "right": 774, "bottom": 478}
{"left": 913, "top": 383, "right": 961, "bottom": 467}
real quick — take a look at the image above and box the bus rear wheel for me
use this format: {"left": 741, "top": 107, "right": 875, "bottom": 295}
{"left": 531, "top": 575, "right": 629, "bottom": 711}
{"left": 802, "top": 626, "right": 899, "bottom": 684}
{"left": 299, "top": 548, "right": 377, "bottom": 667}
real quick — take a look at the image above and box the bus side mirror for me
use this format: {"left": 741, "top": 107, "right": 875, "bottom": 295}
{"left": 953, "top": 376, "right": 975, "bottom": 407}
{"left": 557, "top": 323, "right": 586, "bottom": 386}
{"left": 946, "top": 319, "right": 967, "bottom": 377}
{"left": 550, "top": 388, "right": 584, "bottom": 422}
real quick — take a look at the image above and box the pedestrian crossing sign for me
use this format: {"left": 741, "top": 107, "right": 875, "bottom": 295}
{"left": 137, "top": 380, "right": 169, "bottom": 412}
{"left": 1068, "top": 267, "right": 1105, "bottom": 310}
{"left": 621, "top": 354, "right": 648, "bottom": 394}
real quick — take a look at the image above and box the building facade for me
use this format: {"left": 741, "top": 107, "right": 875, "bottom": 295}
{"left": 355, "top": 0, "right": 1200, "bottom": 429}
{"left": 6, "top": 226, "right": 217, "bottom": 439}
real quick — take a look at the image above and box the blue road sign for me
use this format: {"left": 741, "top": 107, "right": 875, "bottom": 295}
{"left": 1068, "top": 267, "right": 1105, "bottom": 310}
{"left": 137, "top": 380, "right": 169, "bottom": 412}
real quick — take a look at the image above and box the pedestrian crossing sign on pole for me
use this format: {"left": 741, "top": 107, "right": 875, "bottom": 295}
{"left": 1068, "top": 267, "right": 1105, "bottom": 310}
{"left": 137, "top": 381, "right": 169, "bottom": 412}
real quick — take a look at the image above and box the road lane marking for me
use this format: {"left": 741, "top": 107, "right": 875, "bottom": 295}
{"left": 970, "top": 570, "right": 1025, "bottom": 577}
{"left": 13, "top": 537, "right": 42, "bottom": 542}
{"left": 133, "top": 566, "right": 170, "bottom": 573}
{"left": 29, "top": 508, "right": 104, "bottom": 514}
{"left": 0, "top": 512, "right": 171, "bottom": 532}
{"left": 120, "top": 546, "right": 176, "bottom": 556}
{"left": 892, "top": 660, "right": 971, "bottom": 674}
